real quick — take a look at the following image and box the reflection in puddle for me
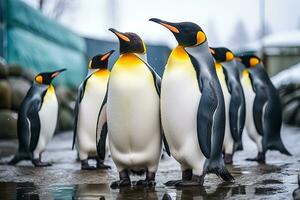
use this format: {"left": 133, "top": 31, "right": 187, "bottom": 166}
{"left": 0, "top": 181, "right": 285, "bottom": 199}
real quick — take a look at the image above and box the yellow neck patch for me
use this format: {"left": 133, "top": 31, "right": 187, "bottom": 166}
{"left": 215, "top": 62, "right": 222, "bottom": 70}
{"left": 115, "top": 53, "right": 143, "bottom": 67}
{"left": 169, "top": 45, "right": 190, "bottom": 60}
{"left": 94, "top": 69, "right": 110, "bottom": 77}
{"left": 242, "top": 69, "right": 249, "bottom": 77}
{"left": 47, "top": 84, "right": 55, "bottom": 94}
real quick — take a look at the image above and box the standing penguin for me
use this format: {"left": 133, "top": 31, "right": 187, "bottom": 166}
{"left": 97, "top": 28, "right": 169, "bottom": 188}
{"left": 210, "top": 47, "right": 246, "bottom": 164}
{"left": 72, "top": 51, "right": 114, "bottom": 170}
{"left": 238, "top": 54, "right": 291, "bottom": 163}
{"left": 150, "top": 18, "right": 233, "bottom": 186}
{"left": 9, "top": 69, "right": 66, "bottom": 166}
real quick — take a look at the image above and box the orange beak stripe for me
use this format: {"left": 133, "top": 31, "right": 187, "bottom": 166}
{"left": 51, "top": 72, "right": 60, "bottom": 78}
{"left": 209, "top": 48, "right": 215, "bottom": 55}
{"left": 160, "top": 22, "right": 179, "bottom": 33}
{"left": 115, "top": 32, "right": 130, "bottom": 42}
{"left": 101, "top": 52, "right": 112, "bottom": 61}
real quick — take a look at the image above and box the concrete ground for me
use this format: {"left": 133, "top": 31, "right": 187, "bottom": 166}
{"left": 0, "top": 125, "right": 299, "bottom": 199}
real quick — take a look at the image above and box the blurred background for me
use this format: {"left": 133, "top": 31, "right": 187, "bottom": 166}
{"left": 0, "top": 0, "right": 300, "bottom": 139}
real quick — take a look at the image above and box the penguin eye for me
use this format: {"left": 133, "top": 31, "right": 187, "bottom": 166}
{"left": 35, "top": 75, "right": 43, "bottom": 84}
{"left": 196, "top": 31, "right": 206, "bottom": 45}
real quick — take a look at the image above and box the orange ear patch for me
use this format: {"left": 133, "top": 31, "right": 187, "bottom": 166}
{"left": 115, "top": 32, "right": 130, "bottom": 42}
{"left": 250, "top": 57, "right": 259, "bottom": 67}
{"left": 160, "top": 22, "right": 179, "bottom": 33}
{"left": 226, "top": 52, "right": 234, "bottom": 61}
{"left": 35, "top": 75, "right": 43, "bottom": 84}
{"left": 196, "top": 31, "right": 206, "bottom": 45}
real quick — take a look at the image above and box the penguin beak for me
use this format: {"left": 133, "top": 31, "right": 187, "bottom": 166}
{"left": 209, "top": 47, "right": 216, "bottom": 55}
{"left": 100, "top": 50, "right": 115, "bottom": 61}
{"left": 51, "top": 68, "right": 67, "bottom": 78}
{"left": 109, "top": 28, "right": 130, "bottom": 42}
{"left": 149, "top": 18, "right": 180, "bottom": 33}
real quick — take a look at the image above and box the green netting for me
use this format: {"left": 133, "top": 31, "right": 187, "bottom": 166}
{"left": 7, "top": 27, "right": 86, "bottom": 86}
{"left": 4, "top": 0, "right": 87, "bottom": 87}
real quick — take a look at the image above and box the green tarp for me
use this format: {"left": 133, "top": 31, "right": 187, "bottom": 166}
{"left": 4, "top": 0, "right": 87, "bottom": 87}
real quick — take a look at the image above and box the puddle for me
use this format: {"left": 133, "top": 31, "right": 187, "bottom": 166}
{"left": 0, "top": 182, "right": 288, "bottom": 199}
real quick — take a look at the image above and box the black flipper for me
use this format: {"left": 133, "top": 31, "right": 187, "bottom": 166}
{"left": 29, "top": 99, "right": 42, "bottom": 152}
{"left": 196, "top": 79, "right": 216, "bottom": 158}
{"left": 72, "top": 79, "right": 88, "bottom": 150}
{"left": 263, "top": 87, "right": 291, "bottom": 155}
{"left": 253, "top": 83, "right": 268, "bottom": 136}
{"left": 189, "top": 54, "right": 233, "bottom": 181}
{"left": 9, "top": 86, "right": 44, "bottom": 164}
{"left": 96, "top": 90, "right": 108, "bottom": 160}
{"left": 97, "top": 122, "right": 108, "bottom": 160}
{"left": 228, "top": 83, "right": 243, "bottom": 142}
{"left": 138, "top": 57, "right": 171, "bottom": 156}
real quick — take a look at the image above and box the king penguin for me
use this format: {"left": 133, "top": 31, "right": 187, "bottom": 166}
{"left": 238, "top": 54, "right": 291, "bottom": 163}
{"left": 9, "top": 68, "right": 66, "bottom": 166}
{"left": 150, "top": 18, "right": 233, "bottom": 186}
{"left": 97, "top": 28, "right": 170, "bottom": 188}
{"left": 210, "top": 47, "right": 246, "bottom": 164}
{"left": 72, "top": 50, "right": 114, "bottom": 170}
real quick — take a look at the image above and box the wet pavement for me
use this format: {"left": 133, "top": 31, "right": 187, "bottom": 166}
{"left": 0, "top": 125, "right": 299, "bottom": 199}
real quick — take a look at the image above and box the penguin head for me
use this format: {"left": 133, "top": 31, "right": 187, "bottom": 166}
{"left": 88, "top": 50, "right": 114, "bottom": 70}
{"left": 236, "top": 54, "right": 261, "bottom": 68}
{"left": 149, "top": 18, "right": 206, "bottom": 47}
{"left": 210, "top": 47, "right": 235, "bottom": 62}
{"left": 34, "top": 68, "right": 67, "bottom": 85}
{"left": 109, "top": 28, "right": 146, "bottom": 55}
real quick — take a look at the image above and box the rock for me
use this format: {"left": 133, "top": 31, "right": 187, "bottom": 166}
{"left": 58, "top": 108, "right": 74, "bottom": 132}
{"left": 0, "top": 110, "right": 18, "bottom": 139}
{"left": 0, "top": 63, "right": 9, "bottom": 79}
{"left": 8, "top": 64, "right": 23, "bottom": 77}
{"left": 0, "top": 80, "right": 12, "bottom": 109}
{"left": 8, "top": 77, "right": 31, "bottom": 111}
{"left": 56, "top": 85, "right": 76, "bottom": 110}
{"left": 21, "top": 68, "right": 36, "bottom": 82}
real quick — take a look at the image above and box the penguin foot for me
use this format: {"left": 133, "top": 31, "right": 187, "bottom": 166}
{"left": 81, "top": 160, "right": 96, "bottom": 170}
{"left": 96, "top": 163, "right": 111, "bottom": 170}
{"left": 165, "top": 169, "right": 193, "bottom": 186}
{"left": 135, "top": 179, "right": 156, "bottom": 187}
{"left": 224, "top": 154, "right": 233, "bottom": 164}
{"left": 174, "top": 175, "right": 204, "bottom": 187}
{"left": 246, "top": 152, "right": 265, "bottom": 164}
{"left": 165, "top": 180, "right": 181, "bottom": 186}
{"left": 110, "top": 179, "right": 131, "bottom": 189}
{"left": 32, "top": 159, "right": 52, "bottom": 167}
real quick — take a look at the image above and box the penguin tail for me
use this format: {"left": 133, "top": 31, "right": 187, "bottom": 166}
{"left": 267, "top": 139, "right": 291, "bottom": 156}
{"left": 8, "top": 151, "right": 30, "bottom": 165}
{"left": 205, "top": 158, "right": 234, "bottom": 182}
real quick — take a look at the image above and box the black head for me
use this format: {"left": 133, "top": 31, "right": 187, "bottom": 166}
{"left": 149, "top": 18, "right": 206, "bottom": 47}
{"left": 34, "top": 68, "right": 67, "bottom": 85}
{"left": 210, "top": 47, "right": 234, "bottom": 63}
{"left": 109, "top": 28, "right": 146, "bottom": 55}
{"left": 88, "top": 50, "right": 114, "bottom": 70}
{"left": 236, "top": 54, "right": 261, "bottom": 68}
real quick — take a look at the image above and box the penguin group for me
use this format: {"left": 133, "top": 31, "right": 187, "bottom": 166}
{"left": 9, "top": 18, "right": 291, "bottom": 189}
